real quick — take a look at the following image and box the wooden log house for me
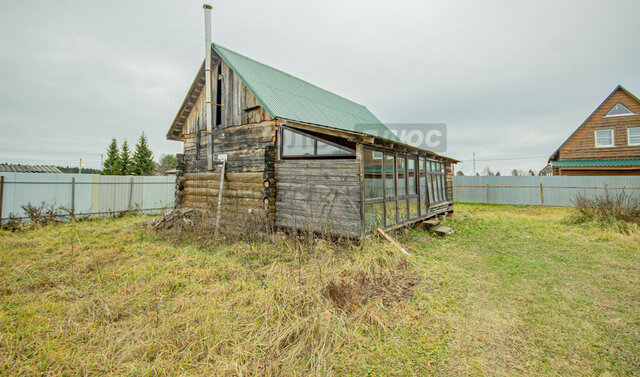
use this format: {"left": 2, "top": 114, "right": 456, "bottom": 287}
{"left": 549, "top": 85, "right": 640, "bottom": 176}
{"left": 166, "top": 42, "right": 458, "bottom": 238}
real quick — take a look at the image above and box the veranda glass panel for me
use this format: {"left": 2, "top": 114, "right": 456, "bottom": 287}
{"left": 398, "top": 199, "right": 408, "bottom": 221}
{"left": 419, "top": 158, "right": 427, "bottom": 215}
{"left": 364, "top": 149, "right": 383, "bottom": 199}
{"left": 317, "top": 140, "right": 351, "bottom": 155}
{"left": 409, "top": 198, "right": 418, "bottom": 218}
{"left": 437, "top": 174, "right": 444, "bottom": 203}
{"left": 407, "top": 157, "right": 416, "bottom": 195}
{"left": 428, "top": 174, "right": 435, "bottom": 203}
{"left": 385, "top": 201, "right": 396, "bottom": 226}
{"left": 397, "top": 156, "right": 406, "bottom": 196}
{"left": 384, "top": 154, "right": 395, "bottom": 198}
{"left": 364, "top": 202, "right": 384, "bottom": 231}
{"left": 441, "top": 175, "right": 447, "bottom": 201}
{"left": 282, "top": 128, "right": 314, "bottom": 156}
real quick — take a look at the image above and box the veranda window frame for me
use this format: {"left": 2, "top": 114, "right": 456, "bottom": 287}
{"left": 362, "top": 147, "right": 425, "bottom": 229}
{"left": 280, "top": 125, "right": 355, "bottom": 159}
{"left": 426, "top": 160, "right": 447, "bottom": 206}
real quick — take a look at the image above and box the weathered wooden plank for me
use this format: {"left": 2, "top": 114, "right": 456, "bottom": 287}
{"left": 276, "top": 187, "right": 360, "bottom": 202}
{"left": 184, "top": 172, "right": 263, "bottom": 182}
{"left": 184, "top": 180, "right": 264, "bottom": 190}
{"left": 276, "top": 160, "right": 359, "bottom": 169}
{"left": 184, "top": 187, "right": 269, "bottom": 200}
{"left": 275, "top": 175, "right": 360, "bottom": 186}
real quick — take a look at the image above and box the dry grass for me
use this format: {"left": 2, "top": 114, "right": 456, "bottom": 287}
{"left": 571, "top": 191, "right": 640, "bottom": 233}
{"left": 1, "top": 204, "right": 639, "bottom": 376}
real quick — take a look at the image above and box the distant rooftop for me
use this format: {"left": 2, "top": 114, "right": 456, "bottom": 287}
{"left": 0, "top": 164, "right": 63, "bottom": 174}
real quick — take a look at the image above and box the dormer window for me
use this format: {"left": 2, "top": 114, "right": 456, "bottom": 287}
{"left": 595, "top": 129, "right": 614, "bottom": 148}
{"left": 604, "top": 103, "right": 636, "bottom": 117}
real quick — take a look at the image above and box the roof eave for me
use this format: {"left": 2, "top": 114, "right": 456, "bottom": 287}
{"left": 166, "top": 61, "right": 206, "bottom": 141}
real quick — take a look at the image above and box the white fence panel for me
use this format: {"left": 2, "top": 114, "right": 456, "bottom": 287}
{"left": 453, "top": 176, "right": 640, "bottom": 207}
{"left": 0, "top": 173, "right": 175, "bottom": 221}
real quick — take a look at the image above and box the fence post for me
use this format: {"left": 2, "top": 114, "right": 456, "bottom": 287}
{"left": 486, "top": 184, "right": 490, "bottom": 204}
{"left": 604, "top": 183, "right": 609, "bottom": 198}
{"left": 71, "top": 177, "right": 76, "bottom": 218}
{"left": 0, "top": 176, "right": 4, "bottom": 225}
{"left": 540, "top": 183, "right": 544, "bottom": 206}
{"left": 128, "top": 177, "right": 134, "bottom": 210}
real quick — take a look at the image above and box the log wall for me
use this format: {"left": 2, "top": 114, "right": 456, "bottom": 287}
{"left": 181, "top": 172, "right": 274, "bottom": 221}
{"left": 275, "top": 159, "right": 362, "bottom": 237}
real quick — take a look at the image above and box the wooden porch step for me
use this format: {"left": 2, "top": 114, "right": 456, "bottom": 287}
{"left": 432, "top": 226, "right": 455, "bottom": 236}
{"left": 422, "top": 218, "right": 441, "bottom": 227}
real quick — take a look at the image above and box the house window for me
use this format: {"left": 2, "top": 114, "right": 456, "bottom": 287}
{"left": 280, "top": 126, "right": 355, "bottom": 158}
{"left": 628, "top": 127, "right": 640, "bottom": 146}
{"left": 604, "top": 103, "right": 635, "bottom": 117}
{"left": 594, "top": 129, "right": 614, "bottom": 148}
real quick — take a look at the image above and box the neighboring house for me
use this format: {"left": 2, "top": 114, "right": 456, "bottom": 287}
{"left": 548, "top": 85, "right": 640, "bottom": 176}
{"left": 166, "top": 7, "right": 458, "bottom": 238}
{"left": 538, "top": 164, "right": 553, "bottom": 176}
{"left": 0, "top": 164, "right": 62, "bottom": 173}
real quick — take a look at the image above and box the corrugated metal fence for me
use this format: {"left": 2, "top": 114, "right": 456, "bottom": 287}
{"left": 453, "top": 176, "right": 640, "bottom": 206}
{"left": 0, "top": 173, "right": 175, "bottom": 222}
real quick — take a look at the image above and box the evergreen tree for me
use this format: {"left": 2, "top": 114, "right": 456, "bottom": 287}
{"left": 120, "top": 140, "right": 134, "bottom": 175}
{"left": 157, "top": 154, "right": 177, "bottom": 174}
{"left": 132, "top": 132, "right": 155, "bottom": 175}
{"left": 102, "top": 139, "right": 121, "bottom": 175}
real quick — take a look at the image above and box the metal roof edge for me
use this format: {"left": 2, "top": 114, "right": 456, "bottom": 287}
{"left": 551, "top": 158, "right": 640, "bottom": 167}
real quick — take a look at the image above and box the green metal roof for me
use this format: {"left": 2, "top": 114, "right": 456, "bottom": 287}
{"left": 551, "top": 159, "right": 640, "bottom": 167}
{"left": 213, "top": 44, "right": 400, "bottom": 142}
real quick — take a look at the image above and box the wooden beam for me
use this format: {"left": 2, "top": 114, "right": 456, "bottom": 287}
{"left": 376, "top": 228, "right": 410, "bottom": 255}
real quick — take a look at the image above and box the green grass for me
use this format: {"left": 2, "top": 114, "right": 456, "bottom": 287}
{"left": 1, "top": 204, "right": 639, "bottom": 376}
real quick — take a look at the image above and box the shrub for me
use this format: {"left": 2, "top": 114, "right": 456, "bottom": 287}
{"left": 571, "top": 190, "right": 640, "bottom": 230}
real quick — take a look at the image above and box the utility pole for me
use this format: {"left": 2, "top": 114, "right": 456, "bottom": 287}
{"left": 100, "top": 154, "right": 103, "bottom": 170}
{"left": 473, "top": 152, "right": 476, "bottom": 176}
{"left": 79, "top": 158, "right": 82, "bottom": 174}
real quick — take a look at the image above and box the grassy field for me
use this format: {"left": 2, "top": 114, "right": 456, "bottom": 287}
{"left": 1, "top": 204, "right": 639, "bottom": 376}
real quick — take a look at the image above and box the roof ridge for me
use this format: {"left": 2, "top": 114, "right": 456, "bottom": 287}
{"left": 212, "top": 43, "right": 371, "bottom": 110}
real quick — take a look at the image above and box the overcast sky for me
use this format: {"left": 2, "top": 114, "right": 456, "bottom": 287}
{"left": 1, "top": 0, "right": 639, "bottom": 174}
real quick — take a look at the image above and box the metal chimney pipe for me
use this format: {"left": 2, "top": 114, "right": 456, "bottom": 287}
{"left": 203, "top": 4, "right": 214, "bottom": 171}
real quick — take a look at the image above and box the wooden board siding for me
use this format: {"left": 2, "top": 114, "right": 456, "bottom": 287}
{"left": 557, "top": 88, "right": 640, "bottom": 161}
{"left": 180, "top": 88, "right": 208, "bottom": 173}
{"left": 179, "top": 58, "right": 276, "bottom": 174}
{"left": 275, "top": 159, "right": 361, "bottom": 237}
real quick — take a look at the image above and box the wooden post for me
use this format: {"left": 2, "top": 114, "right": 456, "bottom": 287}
{"left": 539, "top": 183, "right": 544, "bottom": 206}
{"left": 0, "top": 176, "right": 4, "bottom": 225}
{"left": 486, "top": 184, "right": 490, "bottom": 204}
{"left": 71, "top": 177, "right": 76, "bottom": 217}
{"left": 128, "top": 177, "right": 134, "bottom": 210}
